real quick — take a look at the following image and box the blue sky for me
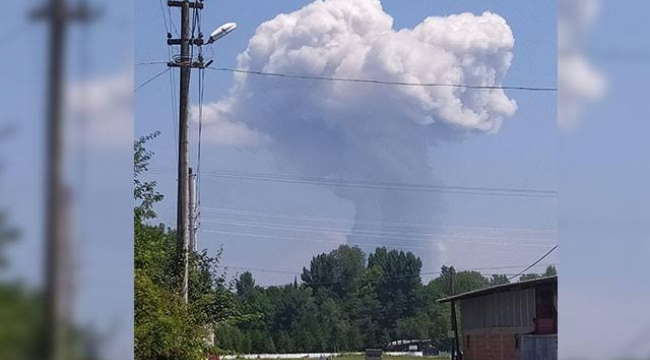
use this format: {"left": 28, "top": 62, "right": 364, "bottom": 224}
{"left": 1, "top": 0, "right": 133, "bottom": 358}
{"left": 559, "top": 1, "right": 650, "bottom": 358}
{"left": 136, "top": 0, "right": 557, "bottom": 288}
{"left": 14, "top": 1, "right": 650, "bottom": 359}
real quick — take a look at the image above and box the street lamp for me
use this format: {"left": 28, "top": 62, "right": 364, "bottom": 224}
{"left": 207, "top": 22, "right": 237, "bottom": 44}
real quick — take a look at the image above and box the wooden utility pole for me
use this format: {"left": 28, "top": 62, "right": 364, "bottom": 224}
{"left": 449, "top": 267, "right": 462, "bottom": 360}
{"left": 31, "top": 0, "right": 95, "bottom": 359}
{"left": 449, "top": 268, "right": 456, "bottom": 360}
{"left": 168, "top": 0, "right": 204, "bottom": 303}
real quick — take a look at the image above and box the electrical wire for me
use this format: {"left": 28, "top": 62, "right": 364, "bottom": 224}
{"left": 201, "top": 219, "right": 556, "bottom": 247}
{"left": 202, "top": 216, "right": 556, "bottom": 242}
{"left": 135, "top": 61, "right": 170, "bottom": 66}
{"left": 167, "top": 3, "right": 178, "bottom": 36}
{"left": 155, "top": 0, "right": 180, "bottom": 159}
{"left": 199, "top": 229, "right": 549, "bottom": 256}
{"left": 508, "top": 244, "right": 558, "bottom": 281}
{"left": 197, "top": 170, "right": 558, "bottom": 198}
{"left": 167, "top": 67, "right": 179, "bottom": 159}
{"left": 158, "top": 0, "right": 170, "bottom": 35}
{"left": 147, "top": 169, "right": 557, "bottom": 198}
{"left": 195, "top": 67, "right": 206, "bottom": 245}
{"left": 221, "top": 263, "right": 557, "bottom": 285}
{"left": 147, "top": 167, "right": 558, "bottom": 198}
{"left": 134, "top": 61, "right": 557, "bottom": 92}
{"left": 200, "top": 206, "right": 557, "bottom": 235}
{"left": 135, "top": 67, "right": 171, "bottom": 92}
{"left": 205, "top": 67, "right": 558, "bottom": 92}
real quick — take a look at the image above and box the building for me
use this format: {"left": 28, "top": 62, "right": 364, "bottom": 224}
{"left": 386, "top": 339, "right": 437, "bottom": 355}
{"left": 438, "top": 276, "right": 557, "bottom": 360}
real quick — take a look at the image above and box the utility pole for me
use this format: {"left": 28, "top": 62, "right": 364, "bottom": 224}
{"left": 167, "top": 0, "right": 205, "bottom": 303}
{"left": 449, "top": 267, "right": 462, "bottom": 360}
{"left": 449, "top": 268, "right": 456, "bottom": 360}
{"left": 31, "top": 1, "right": 96, "bottom": 359}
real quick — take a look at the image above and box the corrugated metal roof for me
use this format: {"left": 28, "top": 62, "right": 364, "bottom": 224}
{"left": 437, "top": 275, "right": 557, "bottom": 303}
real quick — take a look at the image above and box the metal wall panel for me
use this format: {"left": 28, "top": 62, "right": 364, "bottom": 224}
{"left": 521, "top": 335, "right": 557, "bottom": 360}
{"left": 460, "top": 288, "right": 536, "bottom": 330}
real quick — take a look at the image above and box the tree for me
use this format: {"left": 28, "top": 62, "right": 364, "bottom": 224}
{"left": 544, "top": 265, "right": 557, "bottom": 276}
{"left": 519, "top": 273, "right": 541, "bottom": 282}
{"left": 301, "top": 245, "right": 365, "bottom": 299}
{"left": 211, "top": 243, "right": 527, "bottom": 355}
{"left": 236, "top": 272, "right": 257, "bottom": 300}
{"left": 519, "top": 265, "right": 557, "bottom": 282}
{"left": 365, "top": 248, "right": 423, "bottom": 344}
{"left": 134, "top": 133, "right": 246, "bottom": 360}
{"left": 135, "top": 272, "right": 206, "bottom": 360}
{"left": 134, "top": 131, "right": 163, "bottom": 222}
{"left": 0, "top": 211, "right": 18, "bottom": 269}
{"left": 488, "top": 274, "right": 510, "bottom": 286}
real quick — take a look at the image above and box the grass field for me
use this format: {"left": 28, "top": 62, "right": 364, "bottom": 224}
{"left": 226, "top": 354, "right": 451, "bottom": 360}
{"left": 291, "top": 356, "right": 450, "bottom": 360}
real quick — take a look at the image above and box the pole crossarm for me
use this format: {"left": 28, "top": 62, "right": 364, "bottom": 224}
{"left": 167, "top": 60, "right": 208, "bottom": 69}
{"left": 167, "top": 38, "right": 205, "bottom": 46}
{"left": 168, "top": 0, "right": 204, "bottom": 9}
{"left": 30, "top": 2, "right": 100, "bottom": 22}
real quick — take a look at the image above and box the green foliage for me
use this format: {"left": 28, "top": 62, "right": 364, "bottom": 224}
{"left": 134, "top": 134, "right": 246, "bottom": 360}
{"left": 0, "top": 283, "right": 42, "bottom": 360}
{"left": 519, "top": 265, "right": 557, "bottom": 282}
{"left": 519, "top": 273, "right": 539, "bottom": 281}
{"left": 135, "top": 271, "right": 207, "bottom": 360}
{"left": 132, "top": 131, "right": 560, "bottom": 357}
{"left": 0, "top": 211, "right": 18, "bottom": 269}
{"left": 488, "top": 274, "right": 510, "bottom": 286}
{"left": 1, "top": 171, "right": 100, "bottom": 359}
{"left": 216, "top": 248, "right": 482, "bottom": 354}
{"left": 134, "top": 131, "right": 163, "bottom": 221}
{"left": 218, "top": 257, "right": 560, "bottom": 355}
{"left": 544, "top": 265, "right": 557, "bottom": 276}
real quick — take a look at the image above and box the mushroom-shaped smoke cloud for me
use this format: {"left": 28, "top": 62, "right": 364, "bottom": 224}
{"left": 200, "top": 0, "right": 519, "bottom": 258}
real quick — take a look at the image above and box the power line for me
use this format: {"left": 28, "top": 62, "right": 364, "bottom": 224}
{"left": 193, "top": 60, "right": 206, "bottom": 251}
{"left": 148, "top": 168, "right": 558, "bottom": 198}
{"left": 508, "top": 244, "right": 558, "bottom": 281}
{"left": 201, "top": 219, "right": 556, "bottom": 247}
{"left": 157, "top": 0, "right": 170, "bottom": 35}
{"left": 221, "top": 263, "right": 557, "bottom": 284}
{"left": 223, "top": 265, "right": 302, "bottom": 275}
{"left": 166, "top": 2, "right": 178, "bottom": 36}
{"left": 192, "top": 170, "right": 558, "bottom": 198}
{"left": 201, "top": 206, "right": 557, "bottom": 235}
{"left": 200, "top": 229, "right": 549, "bottom": 256}
{"left": 155, "top": 0, "right": 180, "bottom": 158}
{"left": 134, "top": 61, "right": 557, "bottom": 92}
{"left": 205, "top": 67, "right": 558, "bottom": 92}
{"left": 202, "top": 215, "right": 556, "bottom": 242}
{"left": 148, "top": 167, "right": 558, "bottom": 198}
{"left": 168, "top": 68, "right": 179, "bottom": 159}
{"left": 135, "top": 68, "right": 171, "bottom": 92}
{"left": 135, "top": 60, "right": 170, "bottom": 66}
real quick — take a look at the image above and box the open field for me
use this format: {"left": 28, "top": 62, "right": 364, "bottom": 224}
{"left": 266, "top": 357, "right": 450, "bottom": 360}
{"left": 333, "top": 356, "right": 449, "bottom": 360}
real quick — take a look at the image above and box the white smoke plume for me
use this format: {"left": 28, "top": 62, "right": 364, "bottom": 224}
{"left": 201, "top": 0, "right": 518, "bottom": 258}
{"left": 558, "top": 0, "right": 605, "bottom": 129}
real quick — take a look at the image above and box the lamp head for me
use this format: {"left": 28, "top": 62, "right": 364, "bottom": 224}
{"left": 208, "top": 22, "right": 237, "bottom": 44}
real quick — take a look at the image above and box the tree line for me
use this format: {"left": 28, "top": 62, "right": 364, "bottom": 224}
{"left": 133, "top": 133, "right": 556, "bottom": 359}
{"left": 216, "top": 245, "right": 556, "bottom": 354}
